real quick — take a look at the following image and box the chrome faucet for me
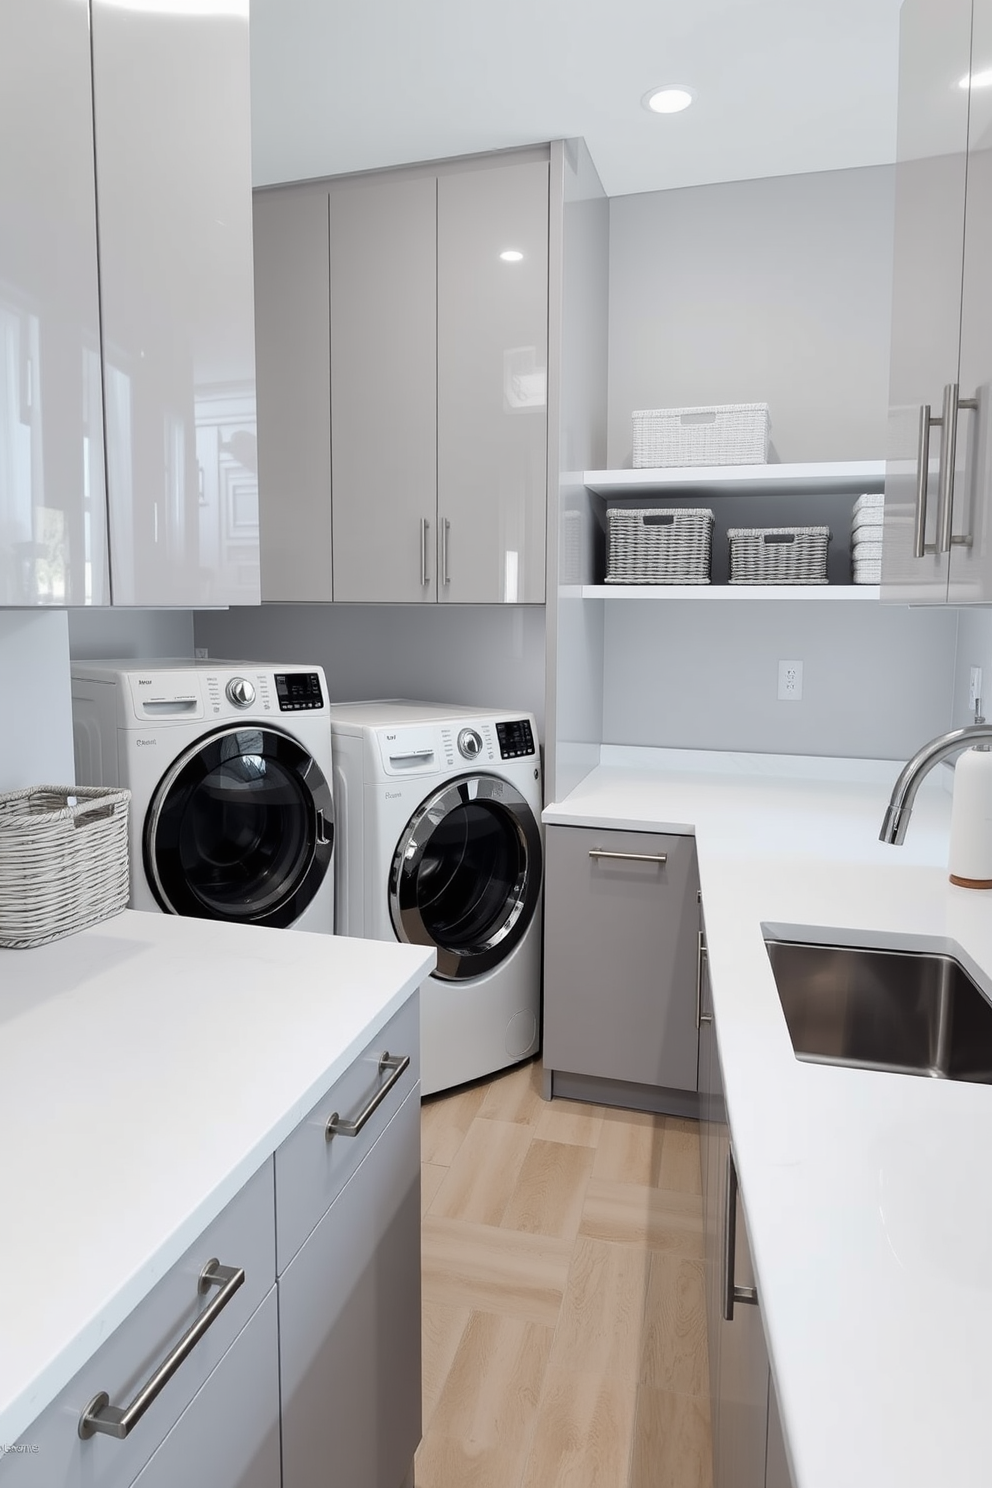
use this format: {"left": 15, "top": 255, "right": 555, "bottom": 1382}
{"left": 880, "top": 721, "right": 992, "bottom": 844}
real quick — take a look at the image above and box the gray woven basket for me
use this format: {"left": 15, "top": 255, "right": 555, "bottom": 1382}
{"left": 0, "top": 786, "right": 131, "bottom": 948}
{"left": 728, "top": 526, "right": 830, "bottom": 585}
{"left": 632, "top": 403, "right": 770, "bottom": 469}
{"left": 606, "top": 507, "right": 714, "bottom": 584}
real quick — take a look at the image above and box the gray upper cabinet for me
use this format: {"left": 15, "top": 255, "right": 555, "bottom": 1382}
{"left": 437, "top": 161, "right": 549, "bottom": 604}
{"left": 330, "top": 174, "right": 439, "bottom": 603}
{"left": 0, "top": 0, "right": 109, "bottom": 606}
{"left": 542, "top": 824, "right": 700, "bottom": 1104}
{"left": 882, "top": 0, "right": 992, "bottom": 604}
{"left": 254, "top": 148, "right": 550, "bottom": 604}
{"left": 92, "top": 0, "right": 259, "bottom": 607}
{"left": 253, "top": 185, "right": 333, "bottom": 603}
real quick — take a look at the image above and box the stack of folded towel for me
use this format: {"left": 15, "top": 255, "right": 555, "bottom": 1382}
{"left": 851, "top": 492, "right": 883, "bottom": 583}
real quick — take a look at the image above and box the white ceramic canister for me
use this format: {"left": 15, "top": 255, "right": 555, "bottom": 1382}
{"left": 949, "top": 743, "right": 992, "bottom": 888}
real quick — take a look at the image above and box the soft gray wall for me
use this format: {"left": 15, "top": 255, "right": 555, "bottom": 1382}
{"left": 953, "top": 609, "right": 992, "bottom": 727}
{"left": 606, "top": 164, "right": 896, "bottom": 467}
{"left": 548, "top": 138, "right": 610, "bottom": 800}
{"left": 193, "top": 604, "right": 547, "bottom": 735}
{"left": 67, "top": 609, "right": 195, "bottom": 661}
{"left": 0, "top": 612, "right": 74, "bottom": 788}
{"left": 602, "top": 599, "right": 958, "bottom": 759}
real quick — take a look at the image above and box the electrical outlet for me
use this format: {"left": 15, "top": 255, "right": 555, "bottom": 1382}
{"left": 778, "top": 659, "right": 803, "bottom": 701}
{"left": 970, "top": 666, "right": 983, "bottom": 710}
{"left": 194, "top": 647, "right": 208, "bottom": 660}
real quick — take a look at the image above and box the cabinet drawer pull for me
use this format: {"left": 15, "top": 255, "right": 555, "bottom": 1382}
{"left": 441, "top": 517, "right": 451, "bottom": 587}
{"left": 325, "top": 1052, "right": 410, "bottom": 1139}
{"left": 723, "top": 1150, "right": 758, "bottom": 1322}
{"left": 912, "top": 402, "right": 939, "bottom": 560}
{"left": 588, "top": 849, "right": 667, "bottom": 865}
{"left": 696, "top": 931, "right": 712, "bottom": 1028}
{"left": 420, "top": 518, "right": 431, "bottom": 586}
{"left": 936, "top": 382, "right": 978, "bottom": 554}
{"left": 78, "top": 1259, "right": 245, "bottom": 1440}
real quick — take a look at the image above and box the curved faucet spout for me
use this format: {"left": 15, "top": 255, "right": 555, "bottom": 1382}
{"left": 880, "top": 724, "right": 992, "bottom": 844}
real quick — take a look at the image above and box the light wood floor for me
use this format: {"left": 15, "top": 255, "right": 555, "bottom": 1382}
{"left": 416, "top": 1057, "right": 714, "bottom": 1488}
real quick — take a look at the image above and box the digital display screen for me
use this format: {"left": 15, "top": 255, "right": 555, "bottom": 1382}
{"left": 496, "top": 719, "right": 535, "bottom": 759}
{"left": 275, "top": 672, "right": 324, "bottom": 711}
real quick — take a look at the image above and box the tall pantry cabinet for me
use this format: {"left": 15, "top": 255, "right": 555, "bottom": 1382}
{"left": 254, "top": 149, "right": 550, "bottom": 605}
{"left": 0, "top": 0, "right": 260, "bottom": 609}
{"left": 882, "top": 0, "right": 992, "bottom": 604}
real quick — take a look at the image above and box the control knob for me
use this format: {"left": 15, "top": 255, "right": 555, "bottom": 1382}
{"left": 457, "top": 727, "right": 483, "bottom": 760}
{"left": 226, "top": 676, "right": 256, "bottom": 709}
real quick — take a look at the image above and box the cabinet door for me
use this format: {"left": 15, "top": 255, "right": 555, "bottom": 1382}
{"left": 279, "top": 1085, "right": 422, "bottom": 1488}
{"left": 91, "top": 0, "right": 259, "bottom": 607}
{"left": 437, "top": 160, "right": 549, "bottom": 604}
{"left": 254, "top": 185, "right": 333, "bottom": 603}
{"left": 765, "top": 1375, "right": 795, "bottom": 1488}
{"left": 696, "top": 918, "right": 725, "bottom": 1430}
{"left": 131, "top": 1290, "right": 281, "bottom": 1488}
{"left": 0, "top": 0, "right": 109, "bottom": 607}
{"left": 951, "top": 0, "right": 992, "bottom": 602}
{"left": 716, "top": 1149, "right": 770, "bottom": 1488}
{"left": 882, "top": 0, "right": 972, "bottom": 603}
{"left": 542, "top": 825, "right": 700, "bottom": 1091}
{"left": 330, "top": 175, "right": 437, "bottom": 603}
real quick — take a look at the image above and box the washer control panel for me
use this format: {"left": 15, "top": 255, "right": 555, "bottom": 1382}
{"left": 496, "top": 718, "right": 536, "bottom": 759}
{"left": 275, "top": 672, "right": 325, "bottom": 711}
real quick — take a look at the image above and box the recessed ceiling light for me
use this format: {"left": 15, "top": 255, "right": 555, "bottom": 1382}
{"left": 959, "top": 68, "right": 992, "bottom": 89}
{"left": 643, "top": 85, "right": 695, "bottom": 114}
{"left": 500, "top": 250, "right": 524, "bottom": 262}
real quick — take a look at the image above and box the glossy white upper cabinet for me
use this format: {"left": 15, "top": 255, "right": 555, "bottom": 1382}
{"left": 437, "top": 161, "right": 549, "bottom": 604}
{"left": 330, "top": 175, "right": 438, "bottom": 604}
{"left": 91, "top": 0, "right": 259, "bottom": 607}
{"left": 0, "top": 0, "right": 110, "bottom": 607}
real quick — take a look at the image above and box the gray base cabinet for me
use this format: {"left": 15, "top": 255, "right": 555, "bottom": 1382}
{"left": 542, "top": 824, "right": 701, "bottom": 1108}
{"left": 698, "top": 917, "right": 795, "bottom": 1488}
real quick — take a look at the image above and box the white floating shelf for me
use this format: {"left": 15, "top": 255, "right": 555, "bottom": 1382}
{"left": 581, "top": 584, "right": 881, "bottom": 601}
{"left": 583, "top": 460, "right": 886, "bottom": 498}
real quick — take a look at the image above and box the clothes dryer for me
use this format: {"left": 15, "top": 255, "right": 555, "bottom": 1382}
{"left": 71, "top": 660, "right": 334, "bottom": 931}
{"left": 329, "top": 700, "right": 543, "bottom": 1095}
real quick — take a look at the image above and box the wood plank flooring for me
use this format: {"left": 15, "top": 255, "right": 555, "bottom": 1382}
{"left": 416, "top": 1057, "right": 714, "bottom": 1488}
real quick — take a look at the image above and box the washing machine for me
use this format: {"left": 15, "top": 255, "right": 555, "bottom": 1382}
{"left": 329, "top": 700, "right": 543, "bottom": 1095}
{"left": 70, "top": 660, "right": 334, "bottom": 931}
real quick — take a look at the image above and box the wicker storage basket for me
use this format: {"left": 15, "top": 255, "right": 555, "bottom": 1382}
{"left": 0, "top": 786, "right": 130, "bottom": 948}
{"left": 632, "top": 403, "right": 770, "bottom": 469}
{"left": 728, "top": 526, "right": 830, "bottom": 585}
{"left": 606, "top": 507, "right": 714, "bottom": 584}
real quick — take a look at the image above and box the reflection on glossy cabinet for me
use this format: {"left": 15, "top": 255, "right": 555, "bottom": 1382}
{"left": 92, "top": 0, "right": 259, "bottom": 607}
{"left": 0, "top": 0, "right": 109, "bottom": 606}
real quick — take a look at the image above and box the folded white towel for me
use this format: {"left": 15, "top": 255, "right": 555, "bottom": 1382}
{"left": 852, "top": 508, "right": 885, "bottom": 535}
{"left": 853, "top": 563, "right": 882, "bottom": 584}
{"left": 853, "top": 491, "right": 884, "bottom": 515}
{"left": 852, "top": 534, "right": 884, "bottom": 556}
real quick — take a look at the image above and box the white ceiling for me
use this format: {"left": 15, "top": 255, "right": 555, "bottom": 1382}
{"left": 249, "top": 0, "right": 904, "bottom": 199}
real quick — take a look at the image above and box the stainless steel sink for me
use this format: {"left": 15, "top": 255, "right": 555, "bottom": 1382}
{"left": 764, "top": 939, "right": 992, "bottom": 1082}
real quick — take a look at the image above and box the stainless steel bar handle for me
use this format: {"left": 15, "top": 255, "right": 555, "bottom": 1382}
{"left": 78, "top": 1260, "right": 245, "bottom": 1440}
{"left": 420, "top": 517, "right": 430, "bottom": 586}
{"left": 696, "top": 931, "right": 712, "bottom": 1029}
{"left": 441, "top": 518, "right": 451, "bottom": 587}
{"left": 912, "top": 403, "right": 935, "bottom": 560}
{"left": 325, "top": 1052, "right": 410, "bottom": 1139}
{"left": 937, "top": 384, "right": 979, "bottom": 553}
{"left": 722, "top": 1150, "right": 758, "bottom": 1322}
{"left": 588, "top": 850, "right": 668, "bottom": 865}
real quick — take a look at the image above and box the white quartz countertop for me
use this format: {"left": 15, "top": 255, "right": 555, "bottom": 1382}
{"left": 0, "top": 912, "right": 434, "bottom": 1446}
{"left": 545, "top": 747, "right": 992, "bottom": 1488}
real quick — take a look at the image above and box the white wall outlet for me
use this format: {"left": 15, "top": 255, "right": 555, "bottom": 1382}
{"left": 970, "top": 665, "right": 983, "bottom": 710}
{"left": 778, "top": 659, "right": 803, "bottom": 701}
{"left": 194, "top": 647, "right": 208, "bottom": 660}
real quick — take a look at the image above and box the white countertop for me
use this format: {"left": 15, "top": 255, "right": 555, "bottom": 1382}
{"left": 546, "top": 746, "right": 992, "bottom": 1488}
{"left": 0, "top": 912, "right": 434, "bottom": 1447}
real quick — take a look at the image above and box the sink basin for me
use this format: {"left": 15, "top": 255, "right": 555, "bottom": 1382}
{"left": 764, "top": 939, "right": 992, "bottom": 1082}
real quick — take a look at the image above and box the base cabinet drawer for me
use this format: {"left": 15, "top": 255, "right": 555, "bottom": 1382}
{"left": 5, "top": 1160, "right": 275, "bottom": 1488}
{"left": 279, "top": 1083, "right": 422, "bottom": 1488}
{"left": 131, "top": 1288, "right": 280, "bottom": 1488}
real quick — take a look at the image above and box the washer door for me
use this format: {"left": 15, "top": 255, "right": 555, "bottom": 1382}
{"left": 389, "top": 773, "right": 542, "bottom": 981}
{"left": 145, "top": 726, "right": 333, "bottom": 926}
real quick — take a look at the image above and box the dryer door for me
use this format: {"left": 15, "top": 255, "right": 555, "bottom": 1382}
{"left": 389, "top": 773, "right": 542, "bottom": 981}
{"left": 145, "top": 725, "right": 333, "bottom": 926}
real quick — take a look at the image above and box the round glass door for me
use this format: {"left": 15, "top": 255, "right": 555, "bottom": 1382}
{"left": 145, "top": 726, "right": 333, "bottom": 926}
{"left": 388, "top": 774, "right": 542, "bottom": 981}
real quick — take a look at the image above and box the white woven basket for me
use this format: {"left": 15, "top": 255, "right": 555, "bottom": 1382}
{"left": 632, "top": 403, "right": 770, "bottom": 469}
{"left": 728, "top": 526, "right": 830, "bottom": 585}
{"left": 0, "top": 786, "right": 130, "bottom": 948}
{"left": 606, "top": 507, "right": 714, "bottom": 584}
